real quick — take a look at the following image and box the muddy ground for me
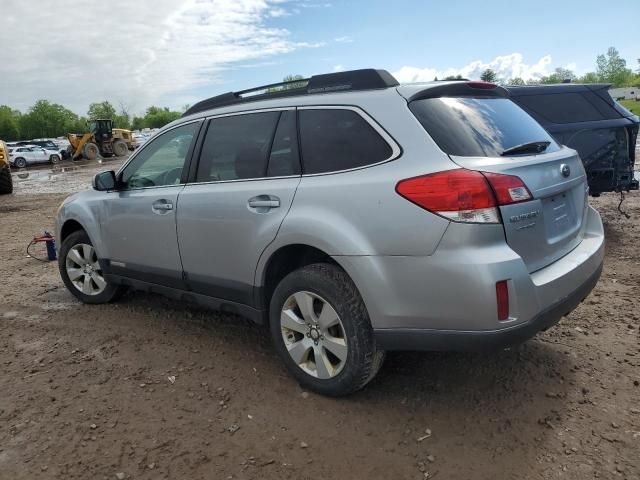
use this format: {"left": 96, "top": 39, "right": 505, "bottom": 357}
{"left": 1, "top": 160, "right": 639, "bottom": 480}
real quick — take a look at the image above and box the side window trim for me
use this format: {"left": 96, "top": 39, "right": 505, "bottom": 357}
{"left": 186, "top": 107, "right": 301, "bottom": 185}
{"left": 116, "top": 119, "right": 204, "bottom": 186}
{"left": 263, "top": 111, "right": 282, "bottom": 177}
{"left": 296, "top": 105, "right": 402, "bottom": 176}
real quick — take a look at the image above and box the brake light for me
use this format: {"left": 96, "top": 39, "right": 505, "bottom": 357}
{"left": 395, "top": 169, "right": 532, "bottom": 223}
{"left": 467, "top": 81, "right": 497, "bottom": 89}
{"left": 496, "top": 280, "right": 509, "bottom": 320}
{"left": 483, "top": 172, "right": 532, "bottom": 205}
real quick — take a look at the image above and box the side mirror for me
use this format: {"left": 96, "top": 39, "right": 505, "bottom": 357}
{"left": 93, "top": 170, "right": 117, "bottom": 191}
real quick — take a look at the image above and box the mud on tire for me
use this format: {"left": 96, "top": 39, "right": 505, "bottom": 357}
{"left": 0, "top": 164, "right": 13, "bottom": 194}
{"left": 269, "top": 263, "right": 385, "bottom": 396}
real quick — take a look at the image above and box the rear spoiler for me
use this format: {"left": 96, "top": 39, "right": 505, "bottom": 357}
{"left": 407, "top": 82, "right": 510, "bottom": 102}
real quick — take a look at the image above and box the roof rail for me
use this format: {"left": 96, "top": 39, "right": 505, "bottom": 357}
{"left": 183, "top": 68, "right": 399, "bottom": 117}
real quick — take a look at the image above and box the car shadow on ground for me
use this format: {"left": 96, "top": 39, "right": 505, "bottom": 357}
{"left": 115, "top": 289, "right": 575, "bottom": 409}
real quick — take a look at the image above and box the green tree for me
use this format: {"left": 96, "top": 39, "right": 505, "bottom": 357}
{"left": 579, "top": 72, "right": 599, "bottom": 83}
{"left": 87, "top": 101, "right": 117, "bottom": 120}
{"left": 443, "top": 74, "right": 464, "bottom": 81}
{"left": 0, "top": 106, "right": 21, "bottom": 141}
{"left": 507, "top": 77, "right": 526, "bottom": 85}
{"left": 539, "top": 67, "right": 577, "bottom": 84}
{"left": 19, "top": 100, "right": 80, "bottom": 139}
{"left": 596, "top": 47, "right": 633, "bottom": 86}
{"left": 266, "top": 74, "right": 306, "bottom": 92}
{"left": 480, "top": 69, "right": 497, "bottom": 82}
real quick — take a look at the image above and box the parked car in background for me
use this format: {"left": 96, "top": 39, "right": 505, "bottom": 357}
{"left": 507, "top": 84, "right": 639, "bottom": 196}
{"left": 57, "top": 70, "right": 604, "bottom": 396}
{"left": 13, "top": 139, "right": 71, "bottom": 160}
{"left": 9, "top": 145, "right": 61, "bottom": 168}
{"left": 132, "top": 133, "right": 147, "bottom": 148}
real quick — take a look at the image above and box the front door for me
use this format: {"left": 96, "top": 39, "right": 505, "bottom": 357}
{"left": 177, "top": 109, "right": 301, "bottom": 306}
{"left": 102, "top": 121, "right": 201, "bottom": 288}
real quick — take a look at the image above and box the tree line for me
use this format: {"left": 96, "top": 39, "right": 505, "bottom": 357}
{"left": 0, "top": 100, "right": 184, "bottom": 142}
{"left": 1, "top": 47, "right": 638, "bottom": 142}
{"left": 474, "top": 47, "right": 639, "bottom": 87}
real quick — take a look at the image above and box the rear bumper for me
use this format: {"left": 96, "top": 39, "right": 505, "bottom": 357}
{"left": 336, "top": 205, "right": 604, "bottom": 351}
{"left": 373, "top": 261, "right": 601, "bottom": 351}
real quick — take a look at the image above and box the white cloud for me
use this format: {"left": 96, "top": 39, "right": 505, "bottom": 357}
{"left": 333, "top": 65, "right": 345, "bottom": 72}
{"left": 394, "top": 53, "right": 554, "bottom": 83}
{"left": 0, "top": 0, "right": 321, "bottom": 114}
{"left": 334, "top": 36, "right": 353, "bottom": 43}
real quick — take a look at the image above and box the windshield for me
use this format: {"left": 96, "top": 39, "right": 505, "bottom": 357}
{"left": 409, "top": 97, "right": 560, "bottom": 157}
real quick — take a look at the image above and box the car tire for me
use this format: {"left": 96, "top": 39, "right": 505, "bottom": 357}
{"left": 0, "top": 164, "right": 13, "bottom": 194}
{"left": 58, "top": 230, "right": 125, "bottom": 304}
{"left": 269, "top": 263, "right": 385, "bottom": 396}
{"left": 50, "top": 154, "right": 60, "bottom": 164}
{"left": 14, "top": 157, "right": 27, "bottom": 168}
{"left": 83, "top": 142, "right": 99, "bottom": 160}
{"left": 112, "top": 139, "right": 128, "bottom": 157}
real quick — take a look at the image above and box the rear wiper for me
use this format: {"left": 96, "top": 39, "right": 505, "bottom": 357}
{"left": 501, "top": 141, "right": 550, "bottom": 156}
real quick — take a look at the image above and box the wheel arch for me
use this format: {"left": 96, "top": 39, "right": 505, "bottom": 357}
{"left": 59, "top": 218, "right": 86, "bottom": 244}
{"left": 57, "top": 216, "right": 104, "bottom": 258}
{"left": 257, "top": 243, "right": 343, "bottom": 314}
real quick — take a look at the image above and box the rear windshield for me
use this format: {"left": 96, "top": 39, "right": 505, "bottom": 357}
{"left": 409, "top": 97, "right": 560, "bottom": 157}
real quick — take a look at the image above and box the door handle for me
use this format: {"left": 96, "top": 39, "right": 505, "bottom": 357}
{"left": 248, "top": 195, "right": 280, "bottom": 209}
{"left": 248, "top": 199, "right": 280, "bottom": 208}
{"left": 152, "top": 199, "right": 173, "bottom": 213}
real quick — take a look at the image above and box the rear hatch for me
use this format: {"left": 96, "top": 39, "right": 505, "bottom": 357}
{"left": 406, "top": 86, "right": 588, "bottom": 272}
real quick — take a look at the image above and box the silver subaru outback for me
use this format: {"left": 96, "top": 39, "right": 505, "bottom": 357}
{"left": 56, "top": 69, "right": 604, "bottom": 396}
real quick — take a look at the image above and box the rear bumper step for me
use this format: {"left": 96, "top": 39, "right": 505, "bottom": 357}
{"left": 374, "top": 261, "right": 602, "bottom": 352}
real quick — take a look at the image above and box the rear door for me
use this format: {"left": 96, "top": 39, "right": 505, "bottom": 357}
{"left": 176, "top": 109, "right": 301, "bottom": 306}
{"left": 409, "top": 95, "right": 588, "bottom": 273}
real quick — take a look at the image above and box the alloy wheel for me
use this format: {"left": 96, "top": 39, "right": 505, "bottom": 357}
{"left": 65, "top": 243, "right": 106, "bottom": 296}
{"left": 280, "top": 291, "right": 349, "bottom": 379}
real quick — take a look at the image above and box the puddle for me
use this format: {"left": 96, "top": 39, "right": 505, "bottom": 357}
{"left": 11, "top": 157, "right": 128, "bottom": 195}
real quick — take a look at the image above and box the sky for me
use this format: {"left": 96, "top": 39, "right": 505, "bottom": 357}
{"left": 0, "top": 0, "right": 637, "bottom": 116}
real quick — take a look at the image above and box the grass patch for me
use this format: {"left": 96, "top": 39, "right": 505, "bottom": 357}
{"left": 619, "top": 99, "right": 640, "bottom": 116}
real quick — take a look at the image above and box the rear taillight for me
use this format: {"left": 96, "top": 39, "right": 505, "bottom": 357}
{"left": 395, "top": 169, "right": 532, "bottom": 223}
{"left": 483, "top": 172, "right": 532, "bottom": 205}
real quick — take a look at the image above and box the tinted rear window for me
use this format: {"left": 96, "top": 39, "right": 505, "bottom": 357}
{"left": 299, "top": 109, "right": 392, "bottom": 174}
{"left": 409, "top": 97, "right": 560, "bottom": 157}
{"left": 514, "top": 92, "right": 618, "bottom": 123}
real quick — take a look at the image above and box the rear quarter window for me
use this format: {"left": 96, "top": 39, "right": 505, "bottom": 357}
{"left": 409, "top": 97, "right": 560, "bottom": 157}
{"left": 298, "top": 108, "right": 393, "bottom": 174}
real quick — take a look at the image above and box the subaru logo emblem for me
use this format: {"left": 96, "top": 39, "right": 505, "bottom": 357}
{"left": 560, "top": 164, "right": 570, "bottom": 178}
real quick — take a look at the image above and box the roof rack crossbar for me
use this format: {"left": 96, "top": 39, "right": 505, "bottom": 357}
{"left": 183, "top": 69, "right": 398, "bottom": 117}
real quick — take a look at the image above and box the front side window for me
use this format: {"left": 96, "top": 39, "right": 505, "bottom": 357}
{"left": 409, "top": 97, "right": 561, "bottom": 157}
{"left": 120, "top": 122, "right": 198, "bottom": 189}
{"left": 298, "top": 109, "right": 393, "bottom": 174}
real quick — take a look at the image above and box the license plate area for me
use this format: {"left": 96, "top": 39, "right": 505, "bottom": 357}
{"left": 542, "top": 189, "right": 579, "bottom": 243}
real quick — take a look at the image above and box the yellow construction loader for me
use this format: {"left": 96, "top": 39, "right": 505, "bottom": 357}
{"left": 67, "top": 119, "right": 136, "bottom": 160}
{"left": 0, "top": 140, "right": 12, "bottom": 194}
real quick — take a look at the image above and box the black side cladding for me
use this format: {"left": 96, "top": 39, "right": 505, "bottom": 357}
{"left": 182, "top": 69, "right": 399, "bottom": 117}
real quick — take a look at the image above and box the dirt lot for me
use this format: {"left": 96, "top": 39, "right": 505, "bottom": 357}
{"left": 1, "top": 161, "right": 639, "bottom": 480}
